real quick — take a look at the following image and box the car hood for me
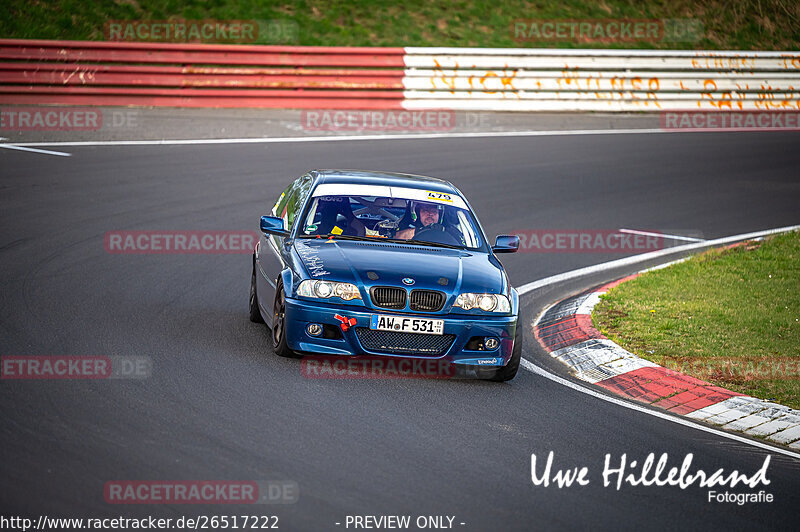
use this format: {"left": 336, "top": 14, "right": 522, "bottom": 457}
{"left": 292, "top": 239, "right": 504, "bottom": 296}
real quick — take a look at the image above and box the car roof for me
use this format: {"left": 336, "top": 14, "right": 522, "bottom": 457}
{"left": 311, "top": 169, "right": 458, "bottom": 194}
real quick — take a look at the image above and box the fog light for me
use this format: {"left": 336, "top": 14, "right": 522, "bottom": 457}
{"left": 484, "top": 337, "right": 499, "bottom": 350}
{"left": 306, "top": 323, "right": 323, "bottom": 336}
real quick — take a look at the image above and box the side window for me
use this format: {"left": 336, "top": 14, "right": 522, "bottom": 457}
{"left": 286, "top": 175, "right": 313, "bottom": 231}
{"left": 295, "top": 175, "right": 313, "bottom": 212}
{"left": 271, "top": 174, "right": 313, "bottom": 233}
{"left": 271, "top": 182, "right": 294, "bottom": 228}
{"left": 284, "top": 191, "right": 300, "bottom": 231}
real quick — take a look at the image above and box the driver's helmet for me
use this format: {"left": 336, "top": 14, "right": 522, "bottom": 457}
{"left": 412, "top": 200, "right": 445, "bottom": 227}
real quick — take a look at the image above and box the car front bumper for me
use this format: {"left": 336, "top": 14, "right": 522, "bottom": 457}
{"left": 283, "top": 296, "right": 518, "bottom": 367}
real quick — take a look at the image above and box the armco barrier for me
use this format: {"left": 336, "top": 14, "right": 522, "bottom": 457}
{"left": 1, "top": 39, "right": 799, "bottom": 110}
{"left": 0, "top": 39, "right": 406, "bottom": 109}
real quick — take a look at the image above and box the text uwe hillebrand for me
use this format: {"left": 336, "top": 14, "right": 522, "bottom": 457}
{"left": 531, "top": 451, "right": 770, "bottom": 490}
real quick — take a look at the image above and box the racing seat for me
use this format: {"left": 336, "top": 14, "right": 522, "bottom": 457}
{"left": 439, "top": 208, "right": 465, "bottom": 245}
{"left": 397, "top": 203, "right": 417, "bottom": 233}
{"left": 315, "top": 198, "right": 366, "bottom": 237}
{"left": 341, "top": 203, "right": 367, "bottom": 237}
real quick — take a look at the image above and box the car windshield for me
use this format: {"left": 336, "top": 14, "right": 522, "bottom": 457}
{"left": 297, "top": 187, "right": 484, "bottom": 250}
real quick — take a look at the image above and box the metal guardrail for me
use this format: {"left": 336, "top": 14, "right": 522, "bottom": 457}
{"left": 1, "top": 39, "right": 798, "bottom": 111}
{"left": 0, "top": 39, "right": 406, "bottom": 108}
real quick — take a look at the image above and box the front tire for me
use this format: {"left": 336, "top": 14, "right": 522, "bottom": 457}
{"left": 249, "top": 263, "right": 265, "bottom": 323}
{"left": 271, "top": 281, "right": 296, "bottom": 358}
{"left": 481, "top": 323, "right": 521, "bottom": 382}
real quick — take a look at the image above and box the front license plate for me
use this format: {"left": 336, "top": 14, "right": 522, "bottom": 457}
{"left": 370, "top": 314, "right": 444, "bottom": 335}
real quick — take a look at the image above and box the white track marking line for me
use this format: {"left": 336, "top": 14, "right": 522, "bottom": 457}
{"left": 517, "top": 224, "right": 800, "bottom": 295}
{"left": 0, "top": 143, "right": 71, "bottom": 157}
{"left": 6, "top": 129, "right": 667, "bottom": 147}
{"left": 519, "top": 224, "right": 800, "bottom": 460}
{"left": 619, "top": 228, "right": 706, "bottom": 243}
{"left": 8, "top": 126, "right": 800, "bottom": 148}
{"left": 519, "top": 358, "right": 800, "bottom": 460}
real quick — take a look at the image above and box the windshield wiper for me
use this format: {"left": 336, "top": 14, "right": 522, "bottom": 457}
{"left": 297, "top": 234, "right": 373, "bottom": 242}
{"left": 298, "top": 234, "right": 462, "bottom": 249}
{"left": 383, "top": 238, "right": 462, "bottom": 249}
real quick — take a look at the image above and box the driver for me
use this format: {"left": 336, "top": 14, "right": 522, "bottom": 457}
{"left": 394, "top": 202, "right": 440, "bottom": 240}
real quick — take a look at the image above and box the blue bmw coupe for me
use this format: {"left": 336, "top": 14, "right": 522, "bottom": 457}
{"left": 249, "top": 170, "right": 521, "bottom": 381}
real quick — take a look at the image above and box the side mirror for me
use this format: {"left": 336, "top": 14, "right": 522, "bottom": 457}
{"left": 260, "top": 215, "right": 289, "bottom": 237}
{"left": 492, "top": 235, "right": 519, "bottom": 253}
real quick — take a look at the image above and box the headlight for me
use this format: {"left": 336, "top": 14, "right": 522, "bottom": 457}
{"left": 453, "top": 293, "right": 511, "bottom": 313}
{"left": 297, "top": 280, "right": 362, "bottom": 301}
{"left": 315, "top": 281, "right": 333, "bottom": 298}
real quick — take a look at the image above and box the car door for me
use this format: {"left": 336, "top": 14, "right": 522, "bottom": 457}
{"left": 256, "top": 174, "right": 313, "bottom": 324}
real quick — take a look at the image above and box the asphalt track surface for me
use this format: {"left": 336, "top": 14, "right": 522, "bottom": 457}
{"left": 2, "top": 131, "right": 800, "bottom": 531}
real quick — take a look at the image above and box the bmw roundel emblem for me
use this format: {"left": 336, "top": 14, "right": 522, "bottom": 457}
{"left": 402, "top": 277, "right": 415, "bottom": 286}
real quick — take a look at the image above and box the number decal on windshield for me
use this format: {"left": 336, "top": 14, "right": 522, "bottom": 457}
{"left": 426, "top": 191, "right": 453, "bottom": 203}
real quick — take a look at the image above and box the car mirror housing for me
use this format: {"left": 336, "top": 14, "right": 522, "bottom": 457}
{"left": 260, "top": 215, "right": 289, "bottom": 237}
{"left": 492, "top": 235, "right": 520, "bottom": 253}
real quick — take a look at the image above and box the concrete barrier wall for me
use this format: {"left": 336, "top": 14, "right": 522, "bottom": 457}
{"left": 402, "top": 47, "right": 800, "bottom": 111}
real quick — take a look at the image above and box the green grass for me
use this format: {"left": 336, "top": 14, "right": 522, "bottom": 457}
{"left": 593, "top": 231, "right": 800, "bottom": 409}
{"left": 1, "top": 0, "right": 799, "bottom": 50}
